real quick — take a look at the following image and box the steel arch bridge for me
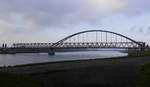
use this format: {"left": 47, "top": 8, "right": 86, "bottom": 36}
{"left": 12, "top": 30, "right": 145, "bottom": 49}
{"left": 6, "top": 30, "right": 146, "bottom": 55}
{"left": 51, "top": 30, "right": 145, "bottom": 49}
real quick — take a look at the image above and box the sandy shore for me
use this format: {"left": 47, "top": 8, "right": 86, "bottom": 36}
{"left": 1, "top": 56, "right": 150, "bottom": 87}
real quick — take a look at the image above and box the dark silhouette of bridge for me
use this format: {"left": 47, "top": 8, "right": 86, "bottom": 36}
{"left": 0, "top": 30, "right": 146, "bottom": 55}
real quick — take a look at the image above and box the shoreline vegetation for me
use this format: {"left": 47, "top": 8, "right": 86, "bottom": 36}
{"left": 0, "top": 50, "right": 150, "bottom": 87}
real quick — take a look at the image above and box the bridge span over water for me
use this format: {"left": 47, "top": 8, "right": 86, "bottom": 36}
{"left": 0, "top": 30, "right": 146, "bottom": 55}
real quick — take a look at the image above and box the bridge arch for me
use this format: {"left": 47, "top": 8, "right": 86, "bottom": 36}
{"left": 52, "top": 30, "right": 144, "bottom": 48}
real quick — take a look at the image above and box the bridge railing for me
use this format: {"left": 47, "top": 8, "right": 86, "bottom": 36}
{"left": 12, "top": 43, "right": 54, "bottom": 48}
{"left": 11, "top": 42, "right": 141, "bottom": 49}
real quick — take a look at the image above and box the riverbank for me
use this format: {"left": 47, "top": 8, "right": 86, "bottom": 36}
{"left": 0, "top": 56, "right": 150, "bottom": 87}
{"left": 0, "top": 51, "right": 150, "bottom": 87}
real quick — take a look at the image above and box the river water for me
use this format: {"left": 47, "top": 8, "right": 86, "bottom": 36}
{"left": 0, "top": 49, "right": 128, "bottom": 66}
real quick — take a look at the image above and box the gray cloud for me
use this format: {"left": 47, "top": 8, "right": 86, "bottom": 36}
{"left": 0, "top": 0, "right": 149, "bottom": 43}
{"left": 123, "top": 0, "right": 150, "bottom": 16}
{"left": 0, "top": 0, "right": 126, "bottom": 34}
{"left": 0, "top": 0, "right": 149, "bottom": 30}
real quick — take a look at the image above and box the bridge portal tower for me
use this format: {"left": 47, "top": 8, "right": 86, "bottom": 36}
{"left": 2, "top": 43, "right": 7, "bottom": 48}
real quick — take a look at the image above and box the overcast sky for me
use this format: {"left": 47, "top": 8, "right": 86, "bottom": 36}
{"left": 0, "top": 0, "right": 150, "bottom": 45}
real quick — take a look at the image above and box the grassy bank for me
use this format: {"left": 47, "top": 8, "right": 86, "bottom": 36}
{"left": 0, "top": 72, "right": 42, "bottom": 87}
{"left": 138, "top": 63, "right": 150, "bottom": 87}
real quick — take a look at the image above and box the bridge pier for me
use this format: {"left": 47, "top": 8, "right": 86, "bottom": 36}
{"left": 48, "top": 48, "right": 55, "bottom": 55}
{"left": 141, "top": 42, "right": 146, "bottom": 51}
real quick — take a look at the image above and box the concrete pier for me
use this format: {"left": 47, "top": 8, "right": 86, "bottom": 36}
{"left": 48, "top": 49, "right": 55, "bottom": 55}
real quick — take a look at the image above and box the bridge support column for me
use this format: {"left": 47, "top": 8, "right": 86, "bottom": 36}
{"left": 48, "top": 48, "right": 55, "bottom": 55}
{"left": 140, "top": 42, "right": 146, "bottom": 52}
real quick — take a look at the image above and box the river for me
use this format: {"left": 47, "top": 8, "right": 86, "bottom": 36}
{"left": 0, "top": 49, "right": 128, "bottom": 66}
